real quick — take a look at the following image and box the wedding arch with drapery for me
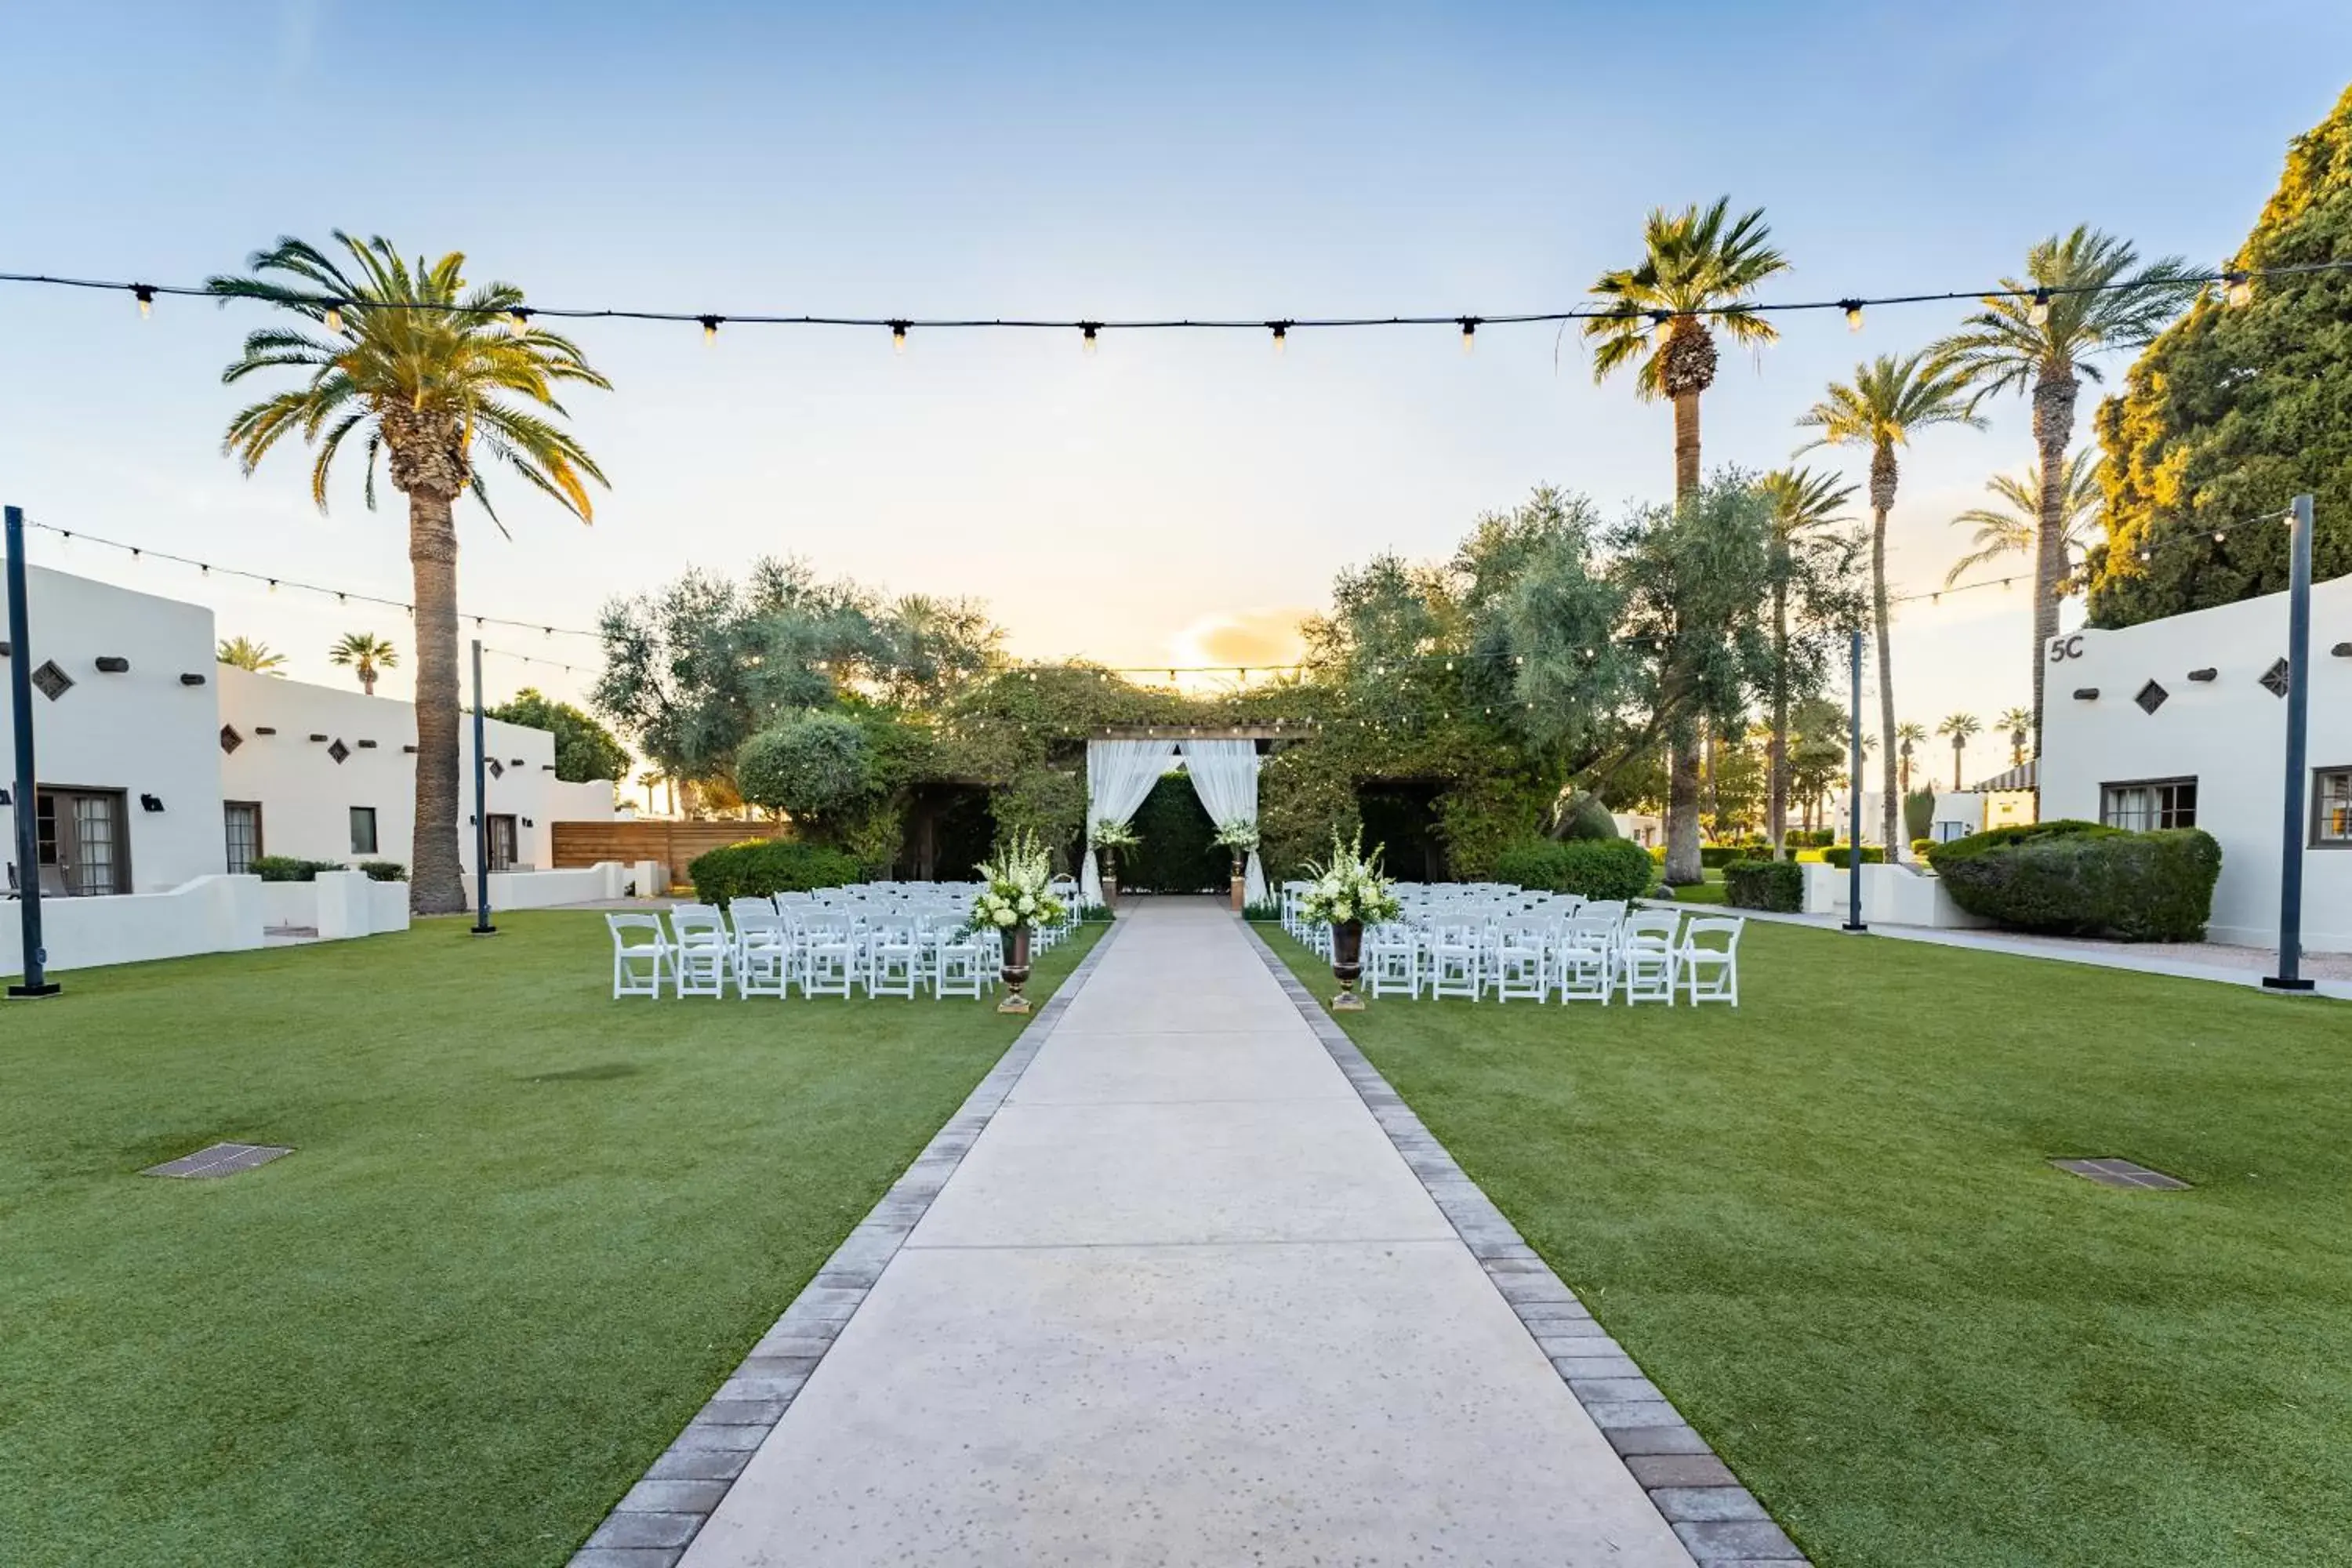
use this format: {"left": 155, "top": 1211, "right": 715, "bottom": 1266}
{"left": 1080, "top": 736, "right": 1266, "bottom": 906}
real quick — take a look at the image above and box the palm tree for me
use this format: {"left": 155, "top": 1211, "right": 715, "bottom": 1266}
{"left": 1797, "top": 352, "right": 1983, "bottom": 855}
{"left": 1998, "top": 706, "right": 2032, "bottom": 768}
{"left": 1944, "top": 449, "right": 2103, "bottom": 588}
{"left": 1936, "top": 228, "right": 2197, "bottom": 751}
{"left": 1585, "top": 198, "right": 1789, "bottom": 884}
{"left": 1759, "top": 466, "right": 1855, "bottom": 858}
{"left": 328, "top": 631, "right": 399, "bottom": 697}
{"left": 1938, "top": 712, "right": 1983, "bottom": 791}
{"left": 1896, "top": 720, "right": 1928, "bottom": 799}
{"left": 209, "top": 234, "right": 611, "bottom": 913}
{"left": 216, "top": 636, "right": 287, "bottom": 673}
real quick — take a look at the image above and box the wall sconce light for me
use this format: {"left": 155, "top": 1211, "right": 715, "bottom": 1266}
{"left": 140, "top": 793, "right": 165, "bottom": 812}
{"left": 521, "top": 817, "right": 534, "bottom": 828}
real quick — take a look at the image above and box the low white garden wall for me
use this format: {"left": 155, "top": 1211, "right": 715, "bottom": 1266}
{"left": 1802, "top": 862, "right": 1994, "bottom": 930}
{"left": 484, "top": 862, "right": 628, "bottom": 909}
{"left": 1, "top": 873, "right": 266, "bottom": 978}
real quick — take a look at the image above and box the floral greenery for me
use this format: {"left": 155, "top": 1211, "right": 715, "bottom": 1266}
{"left": 1296, "top": 831, "right": 1403, "bottom": 928}
{"left": 968, "top": 831, "right": 1068, "bottom": 931}
{"left": 1211, "top": 818, "right": 1260, "bottom": 854}
{"left": 1087, "top": 817, "right": 1141, "bottom": 851}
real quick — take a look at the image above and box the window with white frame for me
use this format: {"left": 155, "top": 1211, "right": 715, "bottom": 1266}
{"left": 350, "top": 806, "right": 379, "bottom": 857}
{"left": 2100, "top": 778, "right": 2198, "bottom": 832}
{"left": 2315, "top": 768, "right": 2352, "bottom": 848}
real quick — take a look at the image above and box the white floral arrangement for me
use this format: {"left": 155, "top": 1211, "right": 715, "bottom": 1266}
{"left": 1297, "top": 830, "right": 1402, "bottom": 928}
{"left": 1088, "top": 817, "right": 1140, "bottom": 851}
{"left": 1212, "top": 818, "right": 1260, "bottom": 854}
{"left": 970, "top": 831, "right": 1068, "bottom": 931}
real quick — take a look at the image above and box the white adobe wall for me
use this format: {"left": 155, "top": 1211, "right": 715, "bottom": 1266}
{"left": 2038, "top": 575, "right": 2352, "bottom": 951}
{"left": 216, "top": 667, "right": 615, "bottom": 873}
{"left": 0, "top": 566, "right": 225, "bottom": 891}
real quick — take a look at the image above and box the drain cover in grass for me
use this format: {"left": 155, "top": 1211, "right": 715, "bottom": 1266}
{"left": 2051, "top": 1157, "right": 2189, "bottom": 1190}
{"left": 142, "top": 1142, "right": 293, "bottom": 1179}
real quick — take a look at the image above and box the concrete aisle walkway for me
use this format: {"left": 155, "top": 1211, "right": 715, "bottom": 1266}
{"left": 677, "top": 901, "right": 1696, "bottom": 1566}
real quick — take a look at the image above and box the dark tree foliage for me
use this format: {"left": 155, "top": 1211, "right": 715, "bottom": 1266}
{"left": 2088, "top": 84, "right": 2352, "bottom": 626}
{"left": 485, "top": 688, "right": 630, "bottom": 782}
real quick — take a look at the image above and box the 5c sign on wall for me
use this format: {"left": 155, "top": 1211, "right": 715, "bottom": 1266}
{"left": 2048, "top": 634, "right": 2086, "bottom": 662}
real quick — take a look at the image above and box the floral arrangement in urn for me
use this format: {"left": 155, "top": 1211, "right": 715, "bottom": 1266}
{"left": 1213, "top": 818, "right": 1260, "bottom": 910}
{"left": 1088, "top": 817, "right": 1140, "bottom": 902}
{"left": 1298, "top": 831, "right": 1400, "bottom": 1011}
{"left": 970, "top": 832, "right": 1068, "bottom": 1012}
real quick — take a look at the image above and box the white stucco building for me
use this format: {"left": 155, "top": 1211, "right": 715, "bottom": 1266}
{"left": 4, "top": 565, "right": 621, "bottom": 974}
{"left": 2038, "top": 575, "right": 2351, "bottom": 951}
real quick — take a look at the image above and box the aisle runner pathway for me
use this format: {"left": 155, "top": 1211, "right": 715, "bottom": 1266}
{"left": 637, "top": 902, "right": 1729, "bottom": 1566}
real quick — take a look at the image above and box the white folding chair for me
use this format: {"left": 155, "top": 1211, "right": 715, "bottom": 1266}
{"left": 1555, "top": 912, "right": 1617, "bottom": 1002}
{"left": 1679, "top": 916, "right": 1744, "bottom": 1006}
{"left": 934, "top": 929, "right": 992, "bottom": 1000}
{"left": 1426, "top": 921, "right": 1481, "bottom": 1000}
{"left": 1617, "top": 910, "right": 1681, "bottom": 1005}
{"left": 866, "top": 915, "right": 920, "bottom": 1000}
{"left": 1364, "top": 924, "right": 1421, "bottom": 999}
{"left": 668, "top": 905, "right": 733, "bottom": 998}
{"left": 733, "top": 908, "right": 793, "bottom": 999}
{"left": 607, "top": 913, "right": 671, "bottom": 999}
{"left": 799, "top": 914, "right": 858, "bottom": 999}
{"left": 1492, "top": 921, "right": 1548, "bottom": 1004}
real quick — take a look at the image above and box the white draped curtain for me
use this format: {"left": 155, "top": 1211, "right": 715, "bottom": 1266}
{"left": 1178, "top": 739, "right": 1267, "bottom": 906}
{"left": 1081, "top": 739, "right": 1178, "bottom": 906}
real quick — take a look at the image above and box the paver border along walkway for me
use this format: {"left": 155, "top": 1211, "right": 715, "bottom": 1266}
{"left": 568, "top": 921, "right": 1124, "bottom": 1568}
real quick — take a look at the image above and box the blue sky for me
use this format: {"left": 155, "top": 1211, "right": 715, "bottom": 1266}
{"left": 3, "top": 2, "right": 2345, "bottom": 783}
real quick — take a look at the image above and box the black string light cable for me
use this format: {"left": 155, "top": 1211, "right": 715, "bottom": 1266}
{"left": 3, "top": 257, "right": 2345, "bottom": 349}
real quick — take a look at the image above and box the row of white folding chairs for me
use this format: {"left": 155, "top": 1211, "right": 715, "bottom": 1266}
{"left": 1354, "top": 907, "right": 1742, "bottom": 1006}
{"left": 606, "top": 901, "right": 1004, "bottom": 1000}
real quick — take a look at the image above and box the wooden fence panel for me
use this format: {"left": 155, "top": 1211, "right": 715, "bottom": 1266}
{"left": 550, "top": 819, "right": 789, "bottom": 871}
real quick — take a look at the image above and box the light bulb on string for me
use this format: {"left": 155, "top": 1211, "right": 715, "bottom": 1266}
{"left": 1080, "top": 322, "right": 1100, "bottom": 357}
{"left": 699, "top": 314, "right": 721, "bottom": 345}
{"left": 2027, "top": 288, "right": 2051, "bottom": 327}
{"left": 890, "top": 321, "right": 909, "bottom": 355}
{"left": 507, "top": 307, "right": 532, "bottom": 336}
{"left": 324, "top": 299, "right": 347, "bottom": 335}
{"left": 2222, "top": 270, "right": 2253, "bottom": 308}
{"left": 1840, "top": 299, "right": 1864, "bottom": 332}
{"left": 132, "top": 284, "right": 154, "bottom": 319}
{"left": 1457, "top": 318, "right": 1478, "bottom": 355}
{"left": 1269, "top": 321, "right": 1289, "bottom": 355}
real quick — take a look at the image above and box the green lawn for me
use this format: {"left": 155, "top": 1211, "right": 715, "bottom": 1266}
{"left": 1271, "top": 924, "right": 2352, "bottom": 1568}
{"left": 0, "top": 913, "right": 1098, "bottom": 1567}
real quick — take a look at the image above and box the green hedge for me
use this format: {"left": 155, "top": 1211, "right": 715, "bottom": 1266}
{"left": 358, "top": 861, "right": 407, "bottom": 883}
{"left": 1926, "top": 820, "right": 2222, "bottom": 941}
{"left": 1493, "top": 837, "right": 1655, "bottom": 902}
{"left": 1722, "top": 858, "right": 1804, "bottom": 913}
{"left": 1821, "top": 845, "right": 1886, "bottom": 868}
{"left": 249, "top": 856, "right": 344, "bottom": 883}
{"left": 687, "top": 840, "right": 863, "bottom": 904}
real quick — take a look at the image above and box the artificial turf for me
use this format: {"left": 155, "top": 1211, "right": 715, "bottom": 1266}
{"left": 0, "top": 912, "right": 1098, "bottom": 1566}
{"left": 1271, "top": 922, "right": 2352, "bottom": 1568}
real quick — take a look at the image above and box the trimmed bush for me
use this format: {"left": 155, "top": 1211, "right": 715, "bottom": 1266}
{"left": 1821, "top": 845, "right": 1886, "bottom": 868}
{"left": 358, "top": 861, "right": 408, "bottom": 882}
{"left": 1926, "top": 820, "right": 2221, "bottom": 941}
{"left": 735, "top": 713, "right": 874, "bottom": 821}
{"left": 688, "top": 839, "right": 863, "bottom": 903}
{"left": 1699, "top": 844, "right": 1755, "bottom": 869}
{"left": 1493, "top": 837, "right": 1656, "bottom": 902}
{"left": 1910, "top": 838, "right": 1936, "bottom": 858}
{"left": 249, "top": 856, "right": 343, "bottom": 883}
{"left": 1722, "top": 858, "right": 1803, "bottom": 913}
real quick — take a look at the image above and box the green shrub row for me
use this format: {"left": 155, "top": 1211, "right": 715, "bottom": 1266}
{"left": 1494, "top": 837, "right": 1656, "bottom": 902}
{"left": 1926, "top": 820, "right": 2221, "bottom": 942}
{"left": 688, "top": 839, "right": 864, "bottom": 903}
{"left": 249, "top": 856, "right": 346, "bottom": 883}
{"left": 1821, "top": 845, "right": 1886, "bottom": 868}
{"left": 1722, "top": 858, "right": 1804, "bottom": 913}
{"left": 359, "top": 861, "right": 407, "bottom": 883}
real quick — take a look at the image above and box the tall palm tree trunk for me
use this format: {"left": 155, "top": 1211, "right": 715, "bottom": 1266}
{"left": 408, "top": 492, "right": 466, "bottom": 913}
{"left": 1952, "top": 743, "right": 1965, "bottom": 792}
{"left": 1672, "top": 390, "right": 1702, "bottom": 499}
{"left": 1661, "top": 382, "right": 1705, "bottom": 884}
{"left": 1869, "top": 445, "right": 1900, "bottom": 859}
{"left": 1768, "top": 575, "right": 1789, "bottom": 859}
{"left": 2028, "top": 368, "right": 2078, "bottom": 757}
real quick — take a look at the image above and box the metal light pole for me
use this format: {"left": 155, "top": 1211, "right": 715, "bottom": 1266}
{"left": 1842, "top": 626, "right": 1867, "bottom": 933}
{"left": 2264, "top": 494, "right": 2315, "bottom": 993}
{"left": 470, "top": 637, "right": 495, "bottom": 937}
{"left": 5, "top": 505, "right": 60, "bottom": 997}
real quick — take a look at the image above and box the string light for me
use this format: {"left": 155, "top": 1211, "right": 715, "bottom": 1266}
{"left": 132, "top": 284, "right": 154, "bottom": 319}
{"left": 2222, "top": 270, "right": 2253, "bottom": 307}
{"left": 699, "top": 314, "right": 721, "bottom": 345}
{"left": 508, "top": 307, "right": 533, "bottom": 335}
{"left": 323, "top": 299, "right": 346, "bottom": 334}
{"left": 1080, "top": 322, "right": 1101, "bottom": 356}
{"left": 1840, "top": 299, "right": 1864, "bottom": 332}
{"left": 890, "top": 320, "right": 909, "bottom": 354}
{"left": 1269, "top": 321, "right": 1289, "bottom": 355}
{"left": 2027, "top": 287, "right": 2051, "bottom": 326}
{"left": 1458, "top": 317, "right": 1479, "bottom": 354}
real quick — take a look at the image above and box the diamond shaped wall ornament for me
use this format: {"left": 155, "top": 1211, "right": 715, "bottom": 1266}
{"left": 488, "top": 758, "right": 505, "bottom": 779}
{"left": 220, "top": 724, "right": 244, "bottom": 755}
{"left": 2134, "top": 680, "right": 2169, "bottom": 715}
{"left": 2259, "top": 658, "right": 2292, "bottom": 699}
{"left": 30, "top": 659, "right": 72, "bottom": 701}
{"left": 327, "top": 739, "right": 350, "bottom": 764}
